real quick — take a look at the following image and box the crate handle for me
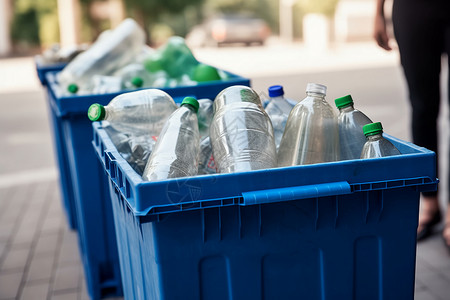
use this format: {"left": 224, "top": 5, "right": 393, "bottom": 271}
{"left": 241, "top": 181, "right": 351, "bottom": 205}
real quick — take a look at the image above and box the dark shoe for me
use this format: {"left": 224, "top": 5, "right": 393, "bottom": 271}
{"left": 417, "top": 209, "right": 442, "bottom": 241}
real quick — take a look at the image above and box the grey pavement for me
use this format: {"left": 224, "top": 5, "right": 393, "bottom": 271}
{"left": 0, "top": 41, "right": 449, "bottom": 299}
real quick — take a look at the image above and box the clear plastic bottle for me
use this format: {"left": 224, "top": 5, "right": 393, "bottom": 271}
{"left": 142, "top": 97, "right": 200, "bottom": 181}
{"left": 197, "top": 98, "right": 214, "bottom": 139}
{"left": 277, "top": 83, "right": 339, "bottom": 166}
{"left": 198, "top": 137, "right": 217, "bottom": 175}
{"left": 264, "top": 85, "right": 295, "bottom": 149}
{"left": 128, "top": 135, "right": 157, "bottom": 175}
{"left": 90, "top": 75, "right": 122, "bottom": 94}
{"left": 113, "top": 63, "right": 153, "bottom": 90}
{"left": 360, "top": 122, "right": 401, "bottom": 158}
{"left": 210, "top": 85, "right": 277, "bottom": 173}
{"left": 58, "top": 18, "right": 145, "bottom": 93}
{"left": 335, "top": 95, "right": 373, "bottom": 160}
{"left": 87, "top": 89, "right": 178, "bottom": 136}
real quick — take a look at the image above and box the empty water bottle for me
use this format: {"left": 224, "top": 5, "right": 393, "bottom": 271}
{"left": 128, "top": 135, "right": 157, "bottom": 175}
{"left": 90, "top": 75, "right": 122, "bottom": 94}
{"left": 144, "top": 36, "right": 199, "bottom": 80}
{"left": 264, "top": 85, "right": 295, "bottom": 149}
{"left": 58, "top": 18, "right": 145, "bottom": 93}
{"left": 192, "top": 64, "right": 221, "bottom": 82}
{"left": 198, "top": 137, "right": 217, "bottom": 175}
{"left": 277, "top": 83, "right": 339, "bottom": 166}
{"left": 87, "top": 89, "right": 177, "bottom": 136}
{"left": 143, "top": 97, "right": 200, "bottom": 181}
{"left": 197, "top": 99, "right": 214, "bottom": 138}
{"left": 113, "top": 63, "right": 153, "bottom": 90}
{"left": 360, "top": 122, "right": 401, "bottom": 158}
{"left": 210, "top": 85, "right": 277, "bottom": 173}
{"left": 335, "top": 95, "right": 373, "bottom": 160}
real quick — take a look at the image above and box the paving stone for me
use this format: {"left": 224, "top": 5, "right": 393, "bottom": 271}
{"left": 0, "top": 272, "right": 22, "bottom": 299}
{"left": 52, "top": 263, "right": 82, "bottom": 293}
{"left": 417, "top": 270, "right": 450, "bottom": 300}
{"left": 415, "top": 288, "right": 441, "bottom": 300}
{"left": 0, "top": 247, "right": 30, "bottom": 273}
{"left": 49, "top": 291, "right": 79, "bottom": 300}
{"left": 26, "top": 254, "right": 54, "bottom": 282}
{"left": 57, "top": 231, "right": 81, "bottom": 266}
{"left": 33, "top": 231, "right": 60, "bottom": 257}
{"left": 19, "top": 281, "right": 49, "bottom": 300}
{"left": 40, "top": 215, "right": 63, "bottom": 235}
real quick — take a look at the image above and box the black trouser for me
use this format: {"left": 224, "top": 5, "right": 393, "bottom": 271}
{"left": 392, "top": 0, "right": 450, "bottom": 200}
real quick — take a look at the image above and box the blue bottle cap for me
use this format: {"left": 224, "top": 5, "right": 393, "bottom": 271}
{"left": 268, "top": 85, "right": 284, "bottom": 97}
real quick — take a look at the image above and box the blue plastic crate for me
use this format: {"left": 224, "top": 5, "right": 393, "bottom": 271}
{"left": 45, "top": 70, "right": 251, "bottom": 299}
{"left": 36, "top": 60, "right": 77, "bottom": 230}
{"left": 34, "top": 56, "right": 66, "bottom": 86}
{"left": 92, "top": 121, "right": 437, "bottom": 300}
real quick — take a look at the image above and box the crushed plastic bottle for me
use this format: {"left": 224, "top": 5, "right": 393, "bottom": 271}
{"left": 58, "top": 18, "right": 145, "bottom": 93}
{"left": 128, "top": 135, "right": 157, "bottom": 175}
{"left": 210, "top": 85, "right": 277, "bottom": 173}
{"left": 87, "top": 89, "right": 178, "bottom": 136}
{"left": 277, "top": 83, "right": 339, "bottom": 166}
{"left": 264, "top": 85, "right": 295, "bottom": 149}
{"left": 360, "top": 122, "right": 401, "bottom": 158}
{"left": 142, "top": 97, "right": 200, "bottom": 181}
{"left": 335, "top": 95, "right": 373, "bottom": 160}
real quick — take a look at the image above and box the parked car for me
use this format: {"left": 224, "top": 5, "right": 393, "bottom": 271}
{"left": 186, "top": 14, "right": 271, "bottom": 47}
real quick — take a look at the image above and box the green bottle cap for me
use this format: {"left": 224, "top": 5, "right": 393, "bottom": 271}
{"left": 131, "top": 76, "right": 144, "bottom": 88}
{"left": 363, "top": 122, "right": 383, "bottom": 136}
{"left": 67, "top": 83, "right": 79, "bottom": 94}
{"left": 192, "top": 64, "right": 221, "bottom": 82}
{"left": 181, "top": 97, "right": 199, "bottom": 113}
{"left": 88, "top": 103, "right": 106, "bottom": 121}
{"left": 335, "top": 95, "right": 354, "bottom": 109}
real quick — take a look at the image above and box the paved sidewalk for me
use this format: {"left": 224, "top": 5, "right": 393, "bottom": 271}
{"left": 0, "top": 41, "right": 449, "bottom": 299}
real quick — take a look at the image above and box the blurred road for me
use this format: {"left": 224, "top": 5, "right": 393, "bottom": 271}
{"left": 0, "top": 41, "right": 449, "bottom": 299}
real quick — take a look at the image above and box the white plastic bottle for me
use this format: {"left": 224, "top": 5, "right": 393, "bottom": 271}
{"left": 142, "top": 97, "right": 200, "bottom": 181}
{"left": 360, "top": 122, "right": 401, "bottom": 158}
{"left": 87, "top": 89, "right": 178, "bottom": 136}
{"left": 210, "top": 85, "right": 277, "bottom": 173}
{"left": 335, "top": 95, "right": 373, "bottom": 160}
{"left": 277, "top": 83, "right": 339, "bottom": 166}
{"left": 264, "top": 85, "right": 295, "bottom": 149}
{"left": 59, "top": 18, "right": 145, "bottom": 93}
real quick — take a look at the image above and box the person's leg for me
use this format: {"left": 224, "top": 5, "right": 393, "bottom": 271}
{"left": 392, "top": 1, "right": 443, "bottom": 240}
{"left": 443, "top": 21, "right": 450, "bottom": 249}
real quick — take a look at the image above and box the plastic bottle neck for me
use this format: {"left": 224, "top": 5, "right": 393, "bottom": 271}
{"left": 182, "top": 103, "right": 198, "bottom": 113}
{"left": 306, "top": 91, "right": 326, "bottom": 99}
{"left": 270, "top": 95, "right": 286, "bottom": 102}
{"left": 366, "top": 133, "right": 383, "bottom": 142}
{"left": 339, "top": 104, "right": 355, "bottom": 113}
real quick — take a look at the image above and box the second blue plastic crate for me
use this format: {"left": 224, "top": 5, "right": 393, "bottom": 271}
{"left": 45, "top": 69, "right": 251, "bottom": 299}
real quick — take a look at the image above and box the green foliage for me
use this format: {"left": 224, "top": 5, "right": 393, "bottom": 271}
{"left": 11, "top": 0, "right": 60, "bottom": 47}
{"left": 11, "top": 8, "right": 41, "bottom": 46}
{"left": 297, "top": 0, "right": 339, "bottom": 17}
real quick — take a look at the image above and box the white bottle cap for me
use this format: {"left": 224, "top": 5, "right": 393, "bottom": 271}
{"left": 306, "top": 83, "right": 327, "bottom": 95}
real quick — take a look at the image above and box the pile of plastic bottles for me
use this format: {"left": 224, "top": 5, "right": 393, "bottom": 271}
{"left": 58, "top": 18, "right": 226, "bottom": 95}
{"left": 88, "top": 83, "right": 401, "bottom": 182}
